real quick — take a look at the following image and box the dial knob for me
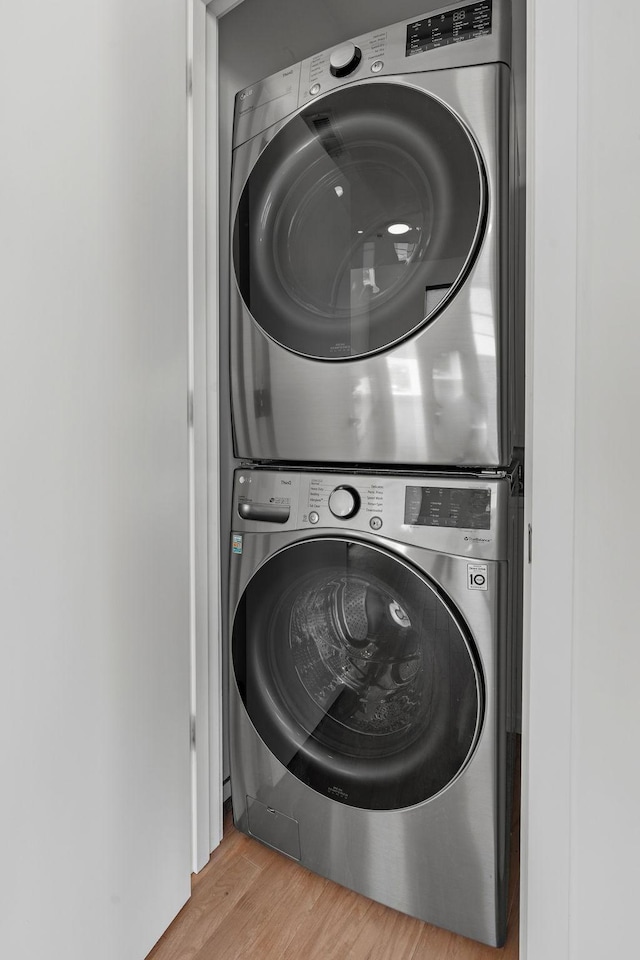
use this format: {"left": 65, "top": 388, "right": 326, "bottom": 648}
{"left": 328, "top": 485, "right": 360, "bottom": 519}
{"left": 329, "top": 42, "right": 362, "bottom": 78}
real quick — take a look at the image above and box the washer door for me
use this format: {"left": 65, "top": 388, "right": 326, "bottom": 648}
{"left": 233, "top": 82, "right": 486, "bottom": 360}
{"left": 232, "top": 539, "right": 484, "bottom": 810}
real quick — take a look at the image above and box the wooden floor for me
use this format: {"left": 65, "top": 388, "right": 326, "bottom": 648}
{"left": 148, "top": 765, "right": 520, "bottom": 960}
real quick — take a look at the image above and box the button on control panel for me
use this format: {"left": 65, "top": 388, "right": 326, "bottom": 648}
{"left": 300, "top": 28, "right": 389, "bottom": 104}
{"left": 306, "top": 475, "right": 386, "bottom": 527}
{"left": 329, "top": 42, "right": 362, "bottom": 77}
{"left": 328, "top": 485, "right": 360, "bottom": 519}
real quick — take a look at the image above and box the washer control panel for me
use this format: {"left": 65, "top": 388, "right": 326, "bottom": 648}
{"left": 309, "top": 475, "right": 382, "bottom": 526}
{"left": 233, "top": 468, "right": 513, "bottom": 560}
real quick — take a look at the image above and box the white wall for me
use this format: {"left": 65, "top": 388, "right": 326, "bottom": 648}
{"left": 523, "top": 0, "right": 577, "bottom": 953}
{"left": 0, "top": 4, "right": 192, "bottom": 958}
{"left": 525, "top": 1, "right": 640, "bottom": 957}
{"left": 570, "top": 3, "right": 640, "bottom": 955}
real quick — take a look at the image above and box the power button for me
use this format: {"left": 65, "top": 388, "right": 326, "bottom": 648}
{"left": 309, "top": 511, "right": 320, "bottom": 524}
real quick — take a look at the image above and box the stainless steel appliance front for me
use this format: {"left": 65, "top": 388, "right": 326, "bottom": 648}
{"left": 230, "top": 0, "right": 519, "bottom": 468}
{"left": 228, "top": 465, "right": 520, "bottom": 946}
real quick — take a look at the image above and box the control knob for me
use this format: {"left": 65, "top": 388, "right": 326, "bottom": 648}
{"left": 328, "top": 485, "right": 360, "bottom": 519}
{"left": 329, "top": 42, "right": 362, "bottom": 78}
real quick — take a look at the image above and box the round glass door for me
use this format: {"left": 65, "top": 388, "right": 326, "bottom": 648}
{"left": 232, "top": 539, "right": 484, "bottom": 810}
{"left": 233, "top": 82, "right": 486, "bottom": 360}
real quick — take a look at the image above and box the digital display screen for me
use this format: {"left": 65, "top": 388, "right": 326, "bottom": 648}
{"left": 406, "top": 2, "right": 493, "bottom": 57}
{"left": 404, "top": 485, "right": 491, "bottom": 529}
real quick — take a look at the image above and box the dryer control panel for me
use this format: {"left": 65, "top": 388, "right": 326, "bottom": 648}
{"left": 233, "top": 0, "right": 510, "bottom": 147}
{"left": 297, "top": 0, "right": 502, "bottom": 108}
{"left": 232, "top": 467, "right": 515, "bottom": 561}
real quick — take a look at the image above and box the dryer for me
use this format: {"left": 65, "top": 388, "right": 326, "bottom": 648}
{"left": 229, "top": 0, "right": 520, "bottom": 468}
{"left": 228, "top": 464, "right": 521, "bottom": 946}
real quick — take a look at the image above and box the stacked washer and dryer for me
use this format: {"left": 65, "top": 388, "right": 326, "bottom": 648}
{"left": 227, "top": 0, "right": 523, "bottom": 947}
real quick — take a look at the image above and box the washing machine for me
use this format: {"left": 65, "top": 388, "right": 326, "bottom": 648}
{"left": 228, "top": 464, "right": 521, "bottom": 946}
{"left": 230, "top": 0, "right": 521, "bottom": 469}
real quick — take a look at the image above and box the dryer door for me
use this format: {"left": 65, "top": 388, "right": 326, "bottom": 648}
{"left": 232, "top": 538, "right": 484, "bottom": 810}
{"left": 233, "top": 82, "right": 486, "bottom": 360}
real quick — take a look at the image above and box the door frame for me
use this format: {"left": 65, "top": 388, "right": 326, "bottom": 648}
{"left": 190, "top": 0, "right": 264, "bottom": 876}
{"left": 189, "top": 0, "right": 222, "bottom": 869}
{"left": 520, "top": 1, "right": 577, "bottom": 957}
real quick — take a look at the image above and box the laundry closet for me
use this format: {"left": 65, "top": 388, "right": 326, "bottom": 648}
{"left": 4, "top": 2, "right": 639, "bottom": 958}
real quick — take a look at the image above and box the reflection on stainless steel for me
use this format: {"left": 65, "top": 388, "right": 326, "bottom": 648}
{"left": 353, "top": 376, "right": 371, "bottom": 397}
{"left": 432, "top": 350, "right": 464, "bottom": 403}
{"left": 386, "top": 356, "right": 421, "bottom": 397}
{"left": 387, "top": 351, "right": 426, "bottom": 455}
{"left": 351, "top": 374, "right": 374, "bottom": 446}
{"left": 471, "top": 286, "right": 497, "bottom": 357}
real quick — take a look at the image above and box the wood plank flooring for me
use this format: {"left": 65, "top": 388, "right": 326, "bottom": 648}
{"left": 147, "top": 760, "right": 520, "bottom": 960}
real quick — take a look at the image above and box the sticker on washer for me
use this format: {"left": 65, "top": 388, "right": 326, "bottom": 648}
{"left": 232, "top": 534, "right": 243, "bottom": 555}
{"left": 467, "top": 563, "right": 488, "bottom": 590}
